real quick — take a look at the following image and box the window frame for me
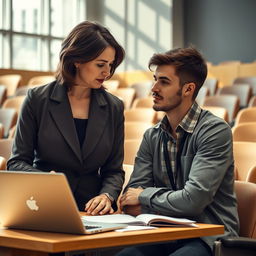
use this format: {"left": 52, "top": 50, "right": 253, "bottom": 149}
{"left": 0, "top": 0, "right": 85, "bottom": 71}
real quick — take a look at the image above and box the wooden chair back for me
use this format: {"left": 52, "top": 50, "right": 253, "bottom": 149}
{"left": 124, "top": 108, "right": 157, "bottom": 124}
{"left": 202, "top": 106, "right": 229, "bottom": 122}
{"left": 112, "top": 88, "right": 136, "bottom": 109}
{"left": 0, "top": 156, "right": 7, "bottom": 170}
{"left": 0, "top": 74, "right": 22, "bottom": 97}
{"left": 235, "top": 107, "right": 256, "bottom": 125}
{"left": 0, "top": 109, "right": 18, "bottom": 137}
{"left": 234, "top": 181, "right": 256, "bottom": 238}
{"left": 203, "top": 95, "right": 240, "bottom": 123}
{"left": 27, "top": 75, "right": 55, "bottom": 86}
{"left": 0, "top": 138, "right": 14, "bottom": 160}
{"left": 233, "top": 141, "right": 256, "bottom": 182}
{"left": 125, "top": 121, "right": 152, "bottom": 140}
{"left": 232, "top": 122, "right": 256, "bottom": 142}
{"left": 124, "top": 139, "right": 141, "bottom": 165}
{"left": 2, "top": 96, "right": 26, "bottom": 114}
{"left": 217, "top": 84, "right": 252, "bottom": 108}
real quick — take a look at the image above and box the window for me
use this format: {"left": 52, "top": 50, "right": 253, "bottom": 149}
{"left": 0, "top": 0, "right": 86, "bottom": 71}
{"left": 103, "top": 0, "right": 172, "bottom": 72}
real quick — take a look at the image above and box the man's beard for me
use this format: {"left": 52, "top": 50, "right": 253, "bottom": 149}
{"left": 152, "top": 89, "right": 182, "bottom": 112}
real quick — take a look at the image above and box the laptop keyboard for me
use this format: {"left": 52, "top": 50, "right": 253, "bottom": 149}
{"left": 81, "top": 219, "right": 102, "bottom": 229}
{"left": 84, "top": 225, "right": 101, "bottom": 230}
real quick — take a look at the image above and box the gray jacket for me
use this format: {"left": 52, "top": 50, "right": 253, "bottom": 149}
{"left": 126, "top": 109, "right": 239, "bottom": 250}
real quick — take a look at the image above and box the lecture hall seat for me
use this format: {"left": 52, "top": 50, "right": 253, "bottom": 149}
{"left": 0, "top": 74, "right": 22, "bottom": 97}
{"left": 124, "top": 121, "right": 152, "bottom": 140}
{"left": 0, "top": 156, "right": 6, "bottom": 170}
{"left": 234, "top": 107, "right": 256, "bottom": 125}
{"left": 214, "top": 181, "right": 256, "bottom": 256}
{"left": 233, "top": 141, "right": 256, "bottom": 183}
{"left": 232, "top": 122, "right": 256, "bottom": 143}
{"left": 203, "top": 95, "right": 240, "bottom": 124}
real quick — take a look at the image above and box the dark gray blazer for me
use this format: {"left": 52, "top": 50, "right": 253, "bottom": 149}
{"left": 7, "top": 81, "right": 125, "bottom": 211}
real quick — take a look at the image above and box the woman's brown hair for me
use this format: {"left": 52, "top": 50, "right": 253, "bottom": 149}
{"left": 55, "top": 21, "right": 125, "bottom": 88}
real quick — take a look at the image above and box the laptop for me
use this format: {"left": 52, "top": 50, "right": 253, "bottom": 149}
{"left": 0, "top": 171, "right": 127, "bottom": 234}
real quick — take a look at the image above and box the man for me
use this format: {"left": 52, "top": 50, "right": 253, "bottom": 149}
{"left": 118, "top": 47, "right": 239, "bottom": 256}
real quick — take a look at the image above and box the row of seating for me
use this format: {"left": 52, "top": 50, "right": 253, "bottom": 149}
{"left": 207, "top": 61, "right": 256, "bottom": 87}
{"left": 206, "top": 63, "right": 256, "bottom": 252}
{"left": 1, "top": 131, "right": 254, "bottom": 184}
{"left": 0, "top": 72, "right": 254, "bottom": 111}
{"left": 1, "top": 62, "right": 256, "bottom": 95}
{"left": 2, "top": 133, "right": 254, "bottom": 183}
{"left": 197, "top": 78, "right": 256, "bottom": 124}
{"left": 1, "top": 137, "right": 254, "bottom": 185}
{"left": 232, "top": 122, "right": 256, "bottom": 142}
{"left": 0, "top": 108, "right": 17, "bottom": 138}
{"left": 108, "top": 76, "right": 256, "bottom": 127}
{"left": 0, "top": 75, "right": 55, "bottom": 140}
{"left": 0, "top": 74, "right": 255, "bottom": 163}
{"left": 1, "top": 95, "right": 256, "bottom": 170}
{"left": 0, "top": 107, "right": 156, "bottom": 140}
{"left": 123, "top": 140, "right": 256, "bottom": 184}
{"left": 0, "top": 74, "right": 55, "bottom": 97}
{"left": 0, "top": 75, "right": 256, "bottom": 131}
{"left": 109, "top": 61, "right": 256, "bottom": 88}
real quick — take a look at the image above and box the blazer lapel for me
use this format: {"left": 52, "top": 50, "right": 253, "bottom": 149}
{"left": 82, "top": 89, "right": 109, "bottom": 159}
{"left": 49, "top": 84, "right": 82, "bottom": 163}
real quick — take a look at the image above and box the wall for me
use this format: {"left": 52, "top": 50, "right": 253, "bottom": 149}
{"left": 184, "top": 0, "right": 256, "bottom": 64}
{"left": 102, "top": 0, "right": 173, "bottom": 72}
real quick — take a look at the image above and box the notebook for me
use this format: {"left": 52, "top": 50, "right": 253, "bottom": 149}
{"left": 0, "top": 171, "right": 127, "bottom": 234}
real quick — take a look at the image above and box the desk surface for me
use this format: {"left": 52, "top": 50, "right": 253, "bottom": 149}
{"left": 0, "top": 223, "right": 224, "bottom": 254}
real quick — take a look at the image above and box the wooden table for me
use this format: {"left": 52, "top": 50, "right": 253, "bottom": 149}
{"left": 0, "top": 223, "right": 224, "bottom": 255}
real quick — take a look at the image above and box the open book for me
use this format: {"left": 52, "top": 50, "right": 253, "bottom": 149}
{"left": 82, "top": 213, "right": 197, "bottom": 227}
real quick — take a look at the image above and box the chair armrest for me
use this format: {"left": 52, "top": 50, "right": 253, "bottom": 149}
{"left": 221, "top": 237, "right": 256, "bottom": 250}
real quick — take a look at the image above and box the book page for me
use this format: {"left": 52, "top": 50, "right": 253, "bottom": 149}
{"left": 82, "top": 214, "right": 196, "bottom": 227}
{"left": 136, "top": 214, "right": 196, "bottom": 226}
{"left": 115, "top": 225, "right": 157, "bottom": 232}
{"left": 82, "top": 214, "right": 145, "bottom": 225}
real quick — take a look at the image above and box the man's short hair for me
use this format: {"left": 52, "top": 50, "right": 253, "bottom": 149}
{"left": 148, "top": 47, "right": 207, "bottom": 99}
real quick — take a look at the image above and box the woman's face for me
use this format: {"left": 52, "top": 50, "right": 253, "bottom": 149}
{"left": 74, "top": 46, "right": 115, "bottom": 88}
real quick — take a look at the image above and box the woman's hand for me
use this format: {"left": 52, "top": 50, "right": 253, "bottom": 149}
{"left": 84, "top": 194, "right": 114, "bottom": 215}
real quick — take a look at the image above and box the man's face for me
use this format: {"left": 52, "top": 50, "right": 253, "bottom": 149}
{"left": 151, "top": 65, "right": 183, "bottom": 113}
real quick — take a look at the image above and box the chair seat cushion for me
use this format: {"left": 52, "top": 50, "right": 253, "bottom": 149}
{"left": 221, "top": 237, "right": 256, "bottom": 249}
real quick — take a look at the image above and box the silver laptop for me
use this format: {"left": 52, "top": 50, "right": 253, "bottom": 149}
{"left": 0, "top": 171, "right": 126, "bottom": 234}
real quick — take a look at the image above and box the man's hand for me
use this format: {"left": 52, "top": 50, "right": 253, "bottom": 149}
{"left": 122, "top": 205, "right": 142, "bottom": 216}
{"left": 120, "top": 187, "right": 144, "bottom": 208}
{"left": 85, "top": 194, "right": 114, "bottom": 215}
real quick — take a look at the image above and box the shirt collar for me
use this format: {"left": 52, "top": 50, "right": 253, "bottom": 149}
{"left": 160, "top": 101, "right": 201, "bottom": 134}
{"left": 179, "top": 101, "right": 201, "bottom": 133}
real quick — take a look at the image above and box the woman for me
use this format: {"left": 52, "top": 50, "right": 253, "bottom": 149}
{"left": 7, "top": 21, "right": 125, "bottom": 215}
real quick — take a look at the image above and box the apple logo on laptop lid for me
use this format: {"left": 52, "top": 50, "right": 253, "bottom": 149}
{"left": 26, "top": 196, "right": 39, "bottom": 211}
